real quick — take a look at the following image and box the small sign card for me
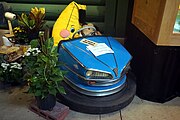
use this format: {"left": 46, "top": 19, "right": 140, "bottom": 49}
{"left": 87, "top": 43, "right": 114, "bottom": 56}
{"left": 80, "top": 38, "right": 97, "bottom": 46}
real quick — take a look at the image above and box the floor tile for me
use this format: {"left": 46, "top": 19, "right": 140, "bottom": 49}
{"left": 121, "top": 96, "right": 180, "bottom": 120}
{"left": 1, "top": 86, "right": 180, "bottom": 120}
{"left": 164, "top": 97, "right": 180, "bottom": 106}
{"left": 100, "top": 111, "right": 121, "bottom": 120}
{"left": 65, "top": 110, "right": 100, "bottom": 120}
{"left": 0, "top": 87, "right": 44, "bottom": 120}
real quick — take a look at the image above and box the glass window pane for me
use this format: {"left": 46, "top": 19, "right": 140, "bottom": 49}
{"left": 173, "top": 5, "right": 180, "bottom": 33}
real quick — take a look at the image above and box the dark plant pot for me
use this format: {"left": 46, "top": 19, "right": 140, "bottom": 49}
{"left": 36, "top": 94, "right": 56, "bottom": 111}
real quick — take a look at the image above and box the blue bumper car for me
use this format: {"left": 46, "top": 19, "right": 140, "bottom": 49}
{"left": 57, "top": 35, "right": 136, "bottom": 114}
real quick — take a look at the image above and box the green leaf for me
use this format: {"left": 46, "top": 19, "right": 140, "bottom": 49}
{"left": 52, "top": 68, "right": 60, "bottom": 75}
{"left": 51, "top": 46, "right": 58, "bottom": 53}
{"left": 23, "top": 73, "right": 31, "bottom": 80}
{"left": 57, "top": 86, "right": 66, "bottom": 94}
{"left": 29, "top": 19, "right": 35, "bottom": 27}
{"left": 30, "top": 39, "right": 39, "bottom": 48}
{"left": 35, "top": 83, "right": 41, "bottom": 88}
{"left": 34, "top": 90, "right": 41, "bottom": 96}
{"left": 28, "top": 87, "right": 33, "bottom": 93}
{"left": 42, "top": 45, "right": 47, "bottom": 53}
{"left": 41, "top": 55, "right": 48, "bottom": 62}
{"left": 49, "top": 88, "right": 57, "bottom": 96}
{"left": 21, "top": 13, "right": 30, "bottom": 27}
{"left": 50, "top": 76, "right": 63, "bottom": 82}
{"left": 36, "top": 68, "right": 43, "bottom": 74}
{"left": 18, "top": 20, "right": 26, "bottom": 26}
{"left": 48, "top": 37, "right": 54, "bottom": 48}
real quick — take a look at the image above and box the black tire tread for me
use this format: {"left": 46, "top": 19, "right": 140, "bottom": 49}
{"left": 57, "top": 75, "right": 136, "bottom": 114}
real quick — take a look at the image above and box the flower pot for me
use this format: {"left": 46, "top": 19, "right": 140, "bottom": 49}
{"left": 36, "top": 94, "right": 56, "bottom": 110}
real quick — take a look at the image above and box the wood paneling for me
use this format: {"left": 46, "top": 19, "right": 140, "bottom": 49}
{"left": 3, "top": 0, "right": 110, "bottom": 34}
{"left": 1, "top": 0, "right": 129, "bottom": 37}
{"left": 9, "top": 3, "right": 105, "bottom": 21}
{"left": 4, "top": 0, "right": 105, "bottom": 5}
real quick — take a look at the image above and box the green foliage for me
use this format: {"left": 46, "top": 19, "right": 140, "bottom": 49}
{"left": 0, "top": 61, "right": 23, "bottom": 84}
{"left": 13, "top": 26, "right": 29, "bottom": 44}
{"left": 13, "top": 7, "right": 46, "bottom": 44}
{"left": 17, "top": 7, "right": 46, "bottom": 33}
{"left": 23, "top": 37, "right": 66, "bottom": 99}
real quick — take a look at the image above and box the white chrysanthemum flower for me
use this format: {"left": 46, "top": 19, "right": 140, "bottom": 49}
{"left": 1, "top": 63, "right": 9, "bottom": 70}
{"left": 11, "top": 62, "right": 18, "bottom": 65}
{"left": 18, "top": 66, "right": 22, "bottom": 70}
{"left": 3, "top": 67, "right": 7, "bottom": 70}
{"left": 27, "top": 47, "right": 32, "bottom": 52}
{"left": 26, "top": 52, "right": 31, "bottom": 56}
{"left": 24, "top": 52, "right": 28, "bottom": 56}
{"left": 10, "top": 66, "right": 14, "bottom": 68}
{"left": 1, "top": 63, "right": 9, "bottom": 67}
{"left": 9, "top": 63, "right": 22, "bottom": 70}
{"left": 24, "top": 47, "right": 41, "bottom": 57}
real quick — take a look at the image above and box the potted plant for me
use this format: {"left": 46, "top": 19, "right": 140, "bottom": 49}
{"left": 14, "top": 7, "right": 46, "bottom": 44}
{"left": 22, "top": 36, "right": 66, "bottom": 110}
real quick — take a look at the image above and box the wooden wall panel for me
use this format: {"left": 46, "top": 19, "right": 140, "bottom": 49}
{"left": 9, "top": 3, "right": 105, "bottom": 21}
{"left": 1, "top": 0, "right": 129, "bottom": 37}
{"left": 4, "top": 0, "right": 105, "bottom": 5}
{"left": 3, "top": 0, "right": 108, "bottom": 33}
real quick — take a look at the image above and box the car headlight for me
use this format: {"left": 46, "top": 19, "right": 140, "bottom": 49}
{"left": 121, "top": 62, "right": 131, "bottom": 77}
{"left": 86, "top": 70, "right": 113, "bottom": 79}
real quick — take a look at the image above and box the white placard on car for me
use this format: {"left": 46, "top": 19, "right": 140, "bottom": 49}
{"left": 87, "top": 43, "right": 114, "bottom": 56}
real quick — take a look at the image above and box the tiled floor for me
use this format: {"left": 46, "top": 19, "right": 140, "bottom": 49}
{"left": 0, "top": 86, "right": 180, "bottom": 120}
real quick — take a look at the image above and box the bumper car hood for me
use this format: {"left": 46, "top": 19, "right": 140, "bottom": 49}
{"left": 60, "top": 36, "right": 132, "bottom": 78}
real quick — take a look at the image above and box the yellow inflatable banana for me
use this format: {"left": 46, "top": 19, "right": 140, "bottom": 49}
{"left": 52, "top": 1, "right": 86, "bottom": 46}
